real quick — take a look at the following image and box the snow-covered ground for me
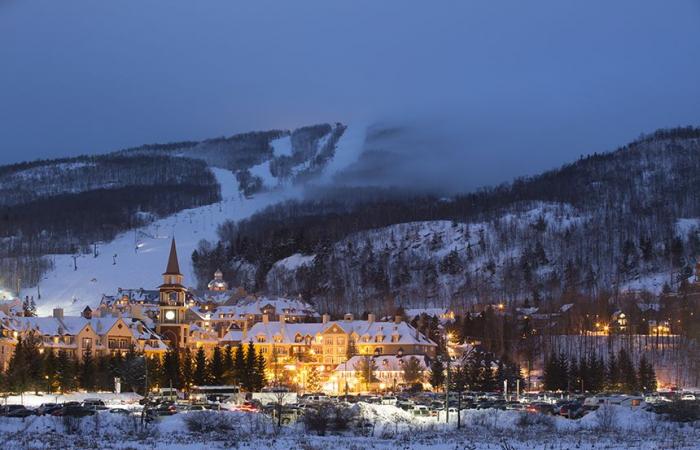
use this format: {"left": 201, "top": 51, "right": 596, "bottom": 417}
{"left": 23, "top": 168, "right": 303, "bottom": 315}
{"left": 271, "top": 135, "right": 293, "bottom": 157}
{"left": 1, "top": 403, "right": 698, "bottom": 449}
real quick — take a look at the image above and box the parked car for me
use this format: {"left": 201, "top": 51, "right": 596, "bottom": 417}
{"left": 527, "top": 403, "right": 557, "bottom": 415}
{"left": 52, "top": 405, "right": 96, "bottom": 417}
{"left": 82, "top": 398, "right": 108, "bottom": 411}
{"left": 381, "top": 396, "right": 398, "bottom": 405}
{"left": 4, "top": 406, "right": 35, "bottom": 418}
{"left": 397, "top": 401, "right": 414, "bottom": 411}
{"left": 558, "top": 402, "right": 584, "bottom": 419}
{"left": 0, "top": 405, "right": 31, "bottom": 417}
{"left": 412, "top": 405, "right": 430, "bottom": 417}
{"left": 108, "top": 408, "right": 132, "bottom": 415}
{"left": 238, "top": 400, "right": 261, "bottom": 412}
{"left": 36, "top": 403, "right": 62, "bottom": 416}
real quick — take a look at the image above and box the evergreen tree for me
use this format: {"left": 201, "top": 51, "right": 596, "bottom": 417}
{"left": 638, "top": 356, "right": 657, "bottom": 393}
{"left": 543, "top": 352, "right": 559, "bottom": 391}
{"left": 94, "top": 354, "right": 113, "bottom": 392}
{"left": 556, "top": 353, "right": 569, "bottom": 391}
{"left": 355, "top": 355, "right": 379, "bottom": 391}
{"left": 146, "top": 356, "right": 163, "bottom": 391}
{"left": 209, "top": 346, "right": 225, "bottom": 385}
{"left": 162, "top": 348, "right": 181, "bottom": 389}
{"left": 606, "top": 351, "right": 620, "bottom": 391}
{"left": 193, "top": 347, "right": 209, "bottom": 386}
{"left": 222, "top": 345, "right": 234, "bottom": 384}
{"left": 44, "top": 350, "right": 59, "bottom": 393}
{"left": 180, "top": 348, "right": 193, "bottom": 390}
{"left": 56, "top": 350, "right": 76, "bottom": 393}
{"left": 587, "top": 354, "right": 605, "bottom": 393}
{"left": 429, "top": 357, "right": 445, "bottom": 391}
{"left": 402, "top": 356, "right": 424, "bottom": 386}
{"left": 5, "top": 337, "right": 30, "bottom": 394}
{"left": 242, "top": 342, "right": 257, "bottom": 391}
{"left": 617, "top": 348, "right": 638, "bottom": 393}
{"left": 23, "top": 336, "right": 43, "bottom": 394}
{"left": 120, "top": 350, "right": 145, "bottom": 393}
{"left": 79, "top": 347, "right": 95, "bottom": 391}
{"left": 233, "top": 344, "right": 245, "bottom": 386}
{"left": 254, "top": 351, "right": 267, "bottom": 391}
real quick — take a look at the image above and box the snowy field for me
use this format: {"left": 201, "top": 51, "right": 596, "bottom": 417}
{"left": 1, "top": 402, "right": 699, "bottom": 449}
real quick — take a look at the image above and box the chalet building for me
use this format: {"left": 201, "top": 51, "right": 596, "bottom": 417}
{"left": 0, "top": 308, "right": 167, "bottom": 363}
{"left": 334, "top": 354, "right": 430, "bottom": 392}
{"left": 97, "top": 289, "right": 160, "bottom": 322}
{"left": 245, "top": 313, "right": 437, "bottom": 373}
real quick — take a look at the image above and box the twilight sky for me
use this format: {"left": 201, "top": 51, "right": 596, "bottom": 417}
{"left": 1, "top": 1, "right": 699, "bottom": 189}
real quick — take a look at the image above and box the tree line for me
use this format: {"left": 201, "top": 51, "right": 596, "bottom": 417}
{"left": 543, "top": 348, "right": 657, "bottom": 393}
{"left": 0, "top": 337, "right": 268, "bottom": 395}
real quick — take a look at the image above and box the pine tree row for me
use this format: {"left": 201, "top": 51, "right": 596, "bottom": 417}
{"left": 1, "top": 337, "right": 269, "bottom": 395}
{"left": 543, "top": 348, "right": 657, "bottom": 393}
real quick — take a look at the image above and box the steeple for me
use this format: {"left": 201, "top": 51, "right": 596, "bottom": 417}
{"left": 164, "top": 238, "right": 181, "bottom": 276}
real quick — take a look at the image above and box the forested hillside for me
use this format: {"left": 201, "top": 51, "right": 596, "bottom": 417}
{"left": 193, "top": 127, "right": 700, "bottom": 314}
{"left": 120, "top": 123, "right": 347, "bottom": 196}
{"left": 0, "top": 154, "right": 220, "bottom": 290}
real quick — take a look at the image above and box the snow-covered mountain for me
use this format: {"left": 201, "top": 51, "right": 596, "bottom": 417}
{"left": 193, "top": 127, "right": 700, "bottom": 314}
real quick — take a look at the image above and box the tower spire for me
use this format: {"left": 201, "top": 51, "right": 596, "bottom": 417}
{"left": 164, "top": 238, "right": 181, "bottom": 275}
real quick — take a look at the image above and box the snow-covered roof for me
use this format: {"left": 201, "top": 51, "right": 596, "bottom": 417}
{"left": 191, "top": 296, "right": 319, "bottom": 321}
{"left": 517, "top": 307, "right": 539, "bottom": 316}
{"left": 335, "top": 354, "right": 429, "bottom": 372}
{"left": 246, "top": 319, "right": 436, "bottom": 347}
{"left": 405, "top": 308, "right": 449, "bottom": 319}
{"left": 221, "top": 329, "right": 244, "bottom": 342}
{"left": 2, "top": 314, "right": 165, "bottom": 347}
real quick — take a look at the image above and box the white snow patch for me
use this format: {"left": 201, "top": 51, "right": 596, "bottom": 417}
{"left": 271, "top": 135, "right": 293, "bottom": 157}
{"left": 249, "top": 160, "right": 276, "bottom": 188}
{"left": 274, "top": 253, "right": 315, "bottom": 271}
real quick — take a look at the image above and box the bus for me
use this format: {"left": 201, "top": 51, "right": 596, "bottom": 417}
{"left": 190, "top": 385, "right": 242, "bottom": 404}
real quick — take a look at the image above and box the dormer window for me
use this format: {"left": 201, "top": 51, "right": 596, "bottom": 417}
{"left": 256, "top": 335, "right": 266, "bottom": 343}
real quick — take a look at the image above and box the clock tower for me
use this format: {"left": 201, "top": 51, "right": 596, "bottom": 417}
{"left": 157, "top": 238, "right": 190, "bottom": 348}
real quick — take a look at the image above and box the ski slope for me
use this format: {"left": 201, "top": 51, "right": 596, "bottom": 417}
{"left": 21, "top": 125, "right": 367, "bottom": 315}
{"left": 24, "top": 168, "right": 302, "bottom": 315}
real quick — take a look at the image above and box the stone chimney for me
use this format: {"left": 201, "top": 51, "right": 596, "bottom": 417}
{"left": 243, "top": 321, "right": 248, "bottom": 341}
{"left": 322, "top": 313, "right": 330, "bottom": 324}
{"left": 53, "top": 308, "right": 64, "bottom": 320}
{"left": 367, "top": 313, "right": 375, "bottom": 324}
{"left": 394, "top": 315, "right": 401, "bottom": 324}
{"left": 279, "top": 313, "right": 286, "bottom": 332}
{"left": 344, "top": 313, "right": 353, "bottom": 322}
{"left": 262, "top": 313, "right": 269, "bottom": 324}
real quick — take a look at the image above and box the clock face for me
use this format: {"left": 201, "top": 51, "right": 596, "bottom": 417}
{"left": 165, "top": 310, "right": 176, "bottom": 321}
